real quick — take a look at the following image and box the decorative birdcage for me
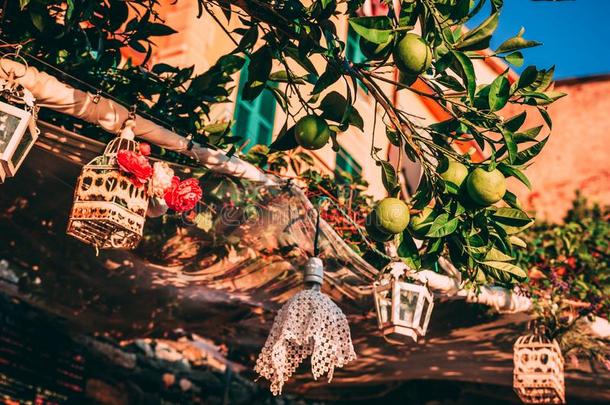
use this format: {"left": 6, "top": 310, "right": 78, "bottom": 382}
{"left": 513, "top": 328, "right": 565, "bottom": 404}
{"left": 66, "top": 121, "right": 148, "bottom": 250}
{"left": 373, "top": 259, "right": 434, "bottom": 343}
{"left": 0, "top": 48, "right": 40, "bottom": 183}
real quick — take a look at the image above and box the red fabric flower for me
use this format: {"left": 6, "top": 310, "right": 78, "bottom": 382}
{"left": 164, "top": 176, "right": 202, "bottom": 212}
{"left": 117, "top": 149, "right": 153, "bottom": 186}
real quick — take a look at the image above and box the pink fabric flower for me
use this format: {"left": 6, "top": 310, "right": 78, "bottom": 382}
{"left": 117, "top": 150, "right": 153, "bottom": 186}
{"left": 164, "top": 177, "right": 202, "bottom": 212}
{"left": 150, "top": 161, "right": 175, "bottom": 197}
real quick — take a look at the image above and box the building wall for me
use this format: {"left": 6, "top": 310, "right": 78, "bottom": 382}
{"left": 502, "top": 75, "right": 610, "bottom": 222}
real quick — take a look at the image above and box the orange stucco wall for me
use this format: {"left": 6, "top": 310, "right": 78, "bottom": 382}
{"left": 503, "top": 75, "right": 610, "bottom": 222}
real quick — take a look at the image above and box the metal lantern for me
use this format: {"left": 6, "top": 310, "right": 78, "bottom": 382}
{"left": 513, "top": 330, "right": 565, "bottom": 404}
{"left": 67, "top": 120, "right": 149, "bottom": 250}
{"left": 373, "top": 260, "right": 434, "bottom": 343}
{"left": 0, "top": 63, "right": 40, "bottom": 183}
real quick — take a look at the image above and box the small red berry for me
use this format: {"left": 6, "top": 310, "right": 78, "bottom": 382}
{"left": 139, "top": 142, "right": 151, "bottom": 156}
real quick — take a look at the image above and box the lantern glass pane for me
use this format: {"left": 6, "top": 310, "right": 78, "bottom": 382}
{"left": 0, "top": 112, "right": 21, "bottom": 154}
{"left": 420, "top": 295, "right": 430, "bottom": 328}
{"left": 398, "top": 288, "right": 419, "bottom": 325}
{"left": 10, "top": 127, "right": 34, "bottom": 167}
{"left": 377, "top": 288, "right": 392, "bottom": 324}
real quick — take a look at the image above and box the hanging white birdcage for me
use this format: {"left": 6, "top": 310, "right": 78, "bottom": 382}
{"left": 373, "top": 259, "right": 434, "bottom": 343}
{"left": 66, "top": 120, "right": 149, "bottom": 250}
{"left": 0, "top": 48, "right": 40, "bottom": 183}
{"left": 513, "top": 329, "right": 565, "bottom": 404}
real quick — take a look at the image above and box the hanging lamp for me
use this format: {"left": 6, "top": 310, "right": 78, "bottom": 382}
{"left": 373, "top": 243, "right": 434, "bottom": 343}
{"left": 254, "top": 204, "right": 356, "bottom": 395}
{"left": 513, "top": 322, "right": 565, "bottom": 404}
{"left": 67, "top": 119, "right": 149, "bottom": 250}
{"left": 0, "top": 46, "right": 40, "bottom": 183}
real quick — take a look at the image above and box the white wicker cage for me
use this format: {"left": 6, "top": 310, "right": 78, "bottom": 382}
{"left": 513, "top": 331, "right": 565, "bottom": 404}
{"left": 66, "top": 122, "right": 148, "bottom": 250}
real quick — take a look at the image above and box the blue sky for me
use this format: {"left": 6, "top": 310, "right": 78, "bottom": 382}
{"left": 469, "top": 0, "right": 610, "bottom": 80}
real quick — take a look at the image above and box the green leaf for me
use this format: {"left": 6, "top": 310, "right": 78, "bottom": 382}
{"left": 538, "top": 107, "right": 553, "bottom": 129}
{"left": 535, "top": 90, "right": 566, "bottom": 106}
{"left": 19, "top": 0, "right": 30, "bottom": 10}
{"left": 147, "top": 23, "right": 177, "bottom": 36}
{"left": 495, "top": 30, "right": 541, "bottom": 54}
{"left": 426, "top": 213, "right": 459, "bottom": 238}
{"left": 504, "top": 111, "right": 527, "bottom": 132}
{"left": 489, "top": 72, "right": 510, "bottom": 111}
{"left": 498, "top": 164, "right": 531, "bottom": 189}
{"left": 500, "top": 129, "right": 517, "bottom": 163}
{"left": 242, "top": 46, "right": 272, "bottom": 100}
{"left": 514, "top": 136, "right": 548, "bottom": 165}
{"left": 285, "top": 46, "right": 319, "bottom": 76}
{"left": 484, "top": 247, "right": 514, "bottom": 262}
{"left": 319, "top": 91, "right": 363, "bottom": 130}
{"left": 492, "top": 207, "right": 531, "bottom": 226}
{"left": 270, "top": 126, "right": 298, "bottom": 151}
{"left": 312, "top": 64, "right": 340, "bottom": 95}
{"left": 509, "top": 236, "right": 527, "bottom": 248}
{"left": 379, "top": 160, "right": 399, "bottom": 195}
{"left": 483, "top": 261, "right": 527, "bottom": 280}
{"left": 397, "top": 230, "right": 421, "bottom": 269}
{"left": 451, "top": 51, "right": 476, "bottom": 102}
{"left": 505, "top": 51, "right": 524, "bottom": 67}
{"left": 235, "top": 26, "right": 258, "bottom": 52}
{"left": 517, "top": 66, "right": 537, "bottom": 90}
{"left": 386, "top": 127, "right": 400, "bottom": 147}
{"left": 455, "top": 12, "right": 499, "bottom": 51}
{"left": 348, "top": 16, "right": 393, "bottom": 44}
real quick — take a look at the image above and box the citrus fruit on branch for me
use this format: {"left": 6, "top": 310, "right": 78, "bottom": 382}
{"left": 372, "top": 197, "right": 410, "bottom": 235}
{"left": 409, "top": 206, "right": 438, "bottom": 238}
{"left": 294, "top": 115, "right": 331, "bottom": 150}
{"left": 438, "top": 159, "right": 469, "bottom": 192}
{"left": 466, "top": 167, "right": 507, "bottom": 206}
{"left": 393, "top": 33, "right": 432, "bottom": 76}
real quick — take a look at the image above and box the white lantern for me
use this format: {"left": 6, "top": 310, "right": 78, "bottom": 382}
{"left": 514, "top": 330, "right": 565, "bottom": 404}
{"left": 373, "top": 260, "right": 434, "bottom": 343}
{"left": 0, "top": 74, "right": 39, "bottom": 183}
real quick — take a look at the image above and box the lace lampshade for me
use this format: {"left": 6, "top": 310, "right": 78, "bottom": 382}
{"left": 255, "top": 257, "right": 356, "bottom": 395}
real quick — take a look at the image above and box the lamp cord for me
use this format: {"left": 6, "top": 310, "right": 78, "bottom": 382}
{"left": 313, "top": 198, "right": 324, "bottom": 257}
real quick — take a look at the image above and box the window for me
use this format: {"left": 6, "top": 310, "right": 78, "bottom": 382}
{"left": 345, "top": 26, "right": 368, "bottom": 93}
{"left": 232, "top": 64, "right": 277, "bottom": 152}
{"left": 335, "top": 146, "right": 362, "bottom": 181}
{"left": 345, "top": 26, "right": 366, "bottom": 64}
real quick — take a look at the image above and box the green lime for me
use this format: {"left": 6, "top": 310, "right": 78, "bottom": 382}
{"left": 393, "top": 33, "right": 432, "bottom": 75}
{"left": 294, "top": 115, "right": 331, "bottom": 150}
{"left": 466, "top": 168, "right": 507, "bottom": 206}
{"left": 409, "top": 206, "right": 437, "bottom": 238}
{"left": 374, "top": 197, "right": 410, "bottom": 235}
{"left": 438, "top": 159, "right": 469, "bottom": 191}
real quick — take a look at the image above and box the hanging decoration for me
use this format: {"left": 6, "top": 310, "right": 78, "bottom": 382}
{"left": 373, "top": 248, "right": 434, "bottom": 344}
{"left": 254, "top": 205, "right": 356, "bottom": 395}
{"left": 0, "top": 46, "right": 40, "bottom": 183}
{"left": 67, "top": 118, "right": 202, "bottom": 250}
{"left": 513, "top": 325, "right": 565, "bottom": 404}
